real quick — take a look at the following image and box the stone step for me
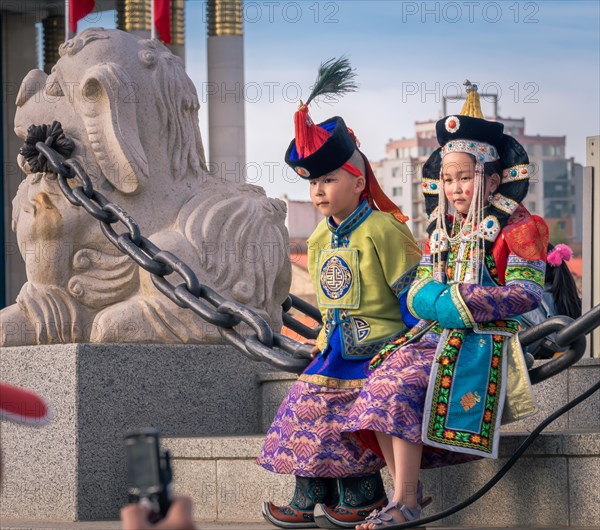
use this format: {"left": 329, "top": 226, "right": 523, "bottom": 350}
{"left": 501, "top": 358, "right": 599, "bottom": 433}
{"left": 162, "top": 431, "right": 600, "bottom": 529}
{"left": 0, "top": 522, "right": 594, "bottom": 530}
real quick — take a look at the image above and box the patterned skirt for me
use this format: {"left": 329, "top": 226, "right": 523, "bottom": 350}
{"left": 342, "top": 333, "right": 479, "bottom": 469}
{"left": 256, "top": 379, "right": 385, "bottom": 477}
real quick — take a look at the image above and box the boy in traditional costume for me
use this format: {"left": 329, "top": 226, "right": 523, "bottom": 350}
{"left": 257, "top": 59, "right": 422, "bottom": 529}
{"left": 343, "top": 81, "right": 548, "bottom": 528}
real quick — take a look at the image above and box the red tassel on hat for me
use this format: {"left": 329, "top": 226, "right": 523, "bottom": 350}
{"left": 294, "top": 103, "right": 331, "bottom": 159}
{"left": 361, "top": 153, "right": 409, "bottom": 223}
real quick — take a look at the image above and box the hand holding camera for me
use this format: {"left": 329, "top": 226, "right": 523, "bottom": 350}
{"left": 123, "top": 429, "right": 196, "bottom": 530}
{"left": 120, "top": 496, "right": 195, "bottom": 530}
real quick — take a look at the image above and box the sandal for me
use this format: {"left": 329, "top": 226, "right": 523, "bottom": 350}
{"left": 356, "top": 501, "right": 422, "bottom": 529}
{"left": 387, "top": 482, "right": 432, "bottom": 510}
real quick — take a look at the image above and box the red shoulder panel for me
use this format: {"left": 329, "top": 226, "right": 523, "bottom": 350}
{"left": 503, "top": 209, "right": 549, "bottom": 261}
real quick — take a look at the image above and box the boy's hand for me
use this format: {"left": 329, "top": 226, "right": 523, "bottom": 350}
{"left": 310, "top": 345, "right": 321, "bottom": 358}
{"left": 120, "top": 496, "right": 195, "bottom": 530}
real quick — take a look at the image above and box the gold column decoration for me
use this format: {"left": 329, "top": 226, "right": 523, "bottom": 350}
{"left": 170, "top": 0, "right": 185, "bottom": 45}
{"left": 43, "top": 15, "right": 64, "bottom": 75}
{"left": 116, "top": 0, "right": 151, "bottom": 32}
{"left": 207, "top": 0, "right": 243, "bottom": 37}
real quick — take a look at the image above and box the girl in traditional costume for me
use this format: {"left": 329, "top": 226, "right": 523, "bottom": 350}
{"left": 342, "top": 82, "right": 549, "bottom": 529}
{"left": 257, "top": 59, "right": 422, "bottom": 529}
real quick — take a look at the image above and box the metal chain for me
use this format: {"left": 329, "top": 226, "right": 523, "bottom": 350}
{"left": 24, "top": 123, "right": 600, "bottom": 382}
{"left": 31, "top": 135, "right": 316, "bottom": 374}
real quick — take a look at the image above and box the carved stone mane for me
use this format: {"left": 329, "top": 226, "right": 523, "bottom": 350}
{"left": 1, "top": 28, "right": 291, "bottom": 346}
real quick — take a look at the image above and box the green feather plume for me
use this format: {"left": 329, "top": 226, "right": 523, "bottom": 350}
{"left": 305, "top": 56, "right": 358, "bottom": 106}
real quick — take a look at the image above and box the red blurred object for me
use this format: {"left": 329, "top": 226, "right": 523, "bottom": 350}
{"left": 0, "top": 382, "right": 51, "bottom": 426}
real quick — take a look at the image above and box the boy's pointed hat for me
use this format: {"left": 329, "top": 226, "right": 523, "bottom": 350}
{"left": 284, "top": 57, "right": 408, "bottom": 222}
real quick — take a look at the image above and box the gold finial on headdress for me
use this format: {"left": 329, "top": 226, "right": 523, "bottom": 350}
{"left": 460, "top": 80, "right": 485, "bottom": 119}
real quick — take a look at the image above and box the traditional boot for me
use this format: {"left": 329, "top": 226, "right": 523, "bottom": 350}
{"left": 263, "top": 476, "right": 339, "bottom": 529}
{"left": 313, "top": 472, "right": 388, "bottom": 529}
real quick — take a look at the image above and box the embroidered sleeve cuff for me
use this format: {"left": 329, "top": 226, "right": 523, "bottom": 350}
{"left": 408, "top": 278, "right": 446, "bottom": 321}
{"left": 448, "top": 284, "right": 476, "bottom": 327}
{"left": 433, "top": 285, "right": 471, "bottom": 329}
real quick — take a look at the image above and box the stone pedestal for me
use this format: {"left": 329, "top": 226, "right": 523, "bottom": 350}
{"left": 159, "top": 432, "right": 600, "bottom": 527}
{"left": 257, "top": 371, "right": 297, "bottom": 433}
{"left": 0, "top": 343, "right": 272, "bottom": 521}
{"left": 502, "top": 358, "right": 600, "bottom": 433}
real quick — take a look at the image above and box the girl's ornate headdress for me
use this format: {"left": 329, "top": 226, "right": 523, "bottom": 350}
{"left": 422, "top": 80, "right": 535, "bottom": 281}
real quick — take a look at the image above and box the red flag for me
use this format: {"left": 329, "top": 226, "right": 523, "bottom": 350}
{"left": 69, "top": 0, "right": 96, "bottom": 34}
{"left": 154, "top": 0, "right": 172, "bottom": 44}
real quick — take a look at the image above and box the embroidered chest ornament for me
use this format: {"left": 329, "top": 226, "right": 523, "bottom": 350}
{"left": 320, "top": 255, "right": 353, "bottom": 300}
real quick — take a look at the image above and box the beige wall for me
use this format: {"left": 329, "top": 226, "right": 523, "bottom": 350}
{"left": 289, "top": 263, "right": 315, "bottom": 308}
{"left": 583, "top": 136, "right": 600, "bottom": 357}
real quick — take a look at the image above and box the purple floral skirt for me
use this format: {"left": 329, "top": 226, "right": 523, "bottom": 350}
{"left": 256, "top": 379, "right": 385, "bottom": 477}
{"left": 342, "top": 334, "right": 479, "bottom": 469}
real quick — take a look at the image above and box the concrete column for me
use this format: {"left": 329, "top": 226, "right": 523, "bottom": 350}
{"left": 207, "top": 0, "right": 245, "bottom": 184}
{"left": 116, "top": 0, "right": 151, "bottom": 38}
{"left": 168, "top": 0, "right": 185, "bottom": 63}
{"left": 1, "top": 12, "right": 38, "bottom": 308}
{"left": 42, "top": 15, "right": 64, "bottom": 74}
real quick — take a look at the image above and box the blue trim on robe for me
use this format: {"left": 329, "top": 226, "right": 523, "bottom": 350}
{"left": 304, "top": 325, "right": 371, "bottom": 381}
{"left": 399, "top": 290, "right": 419, "bottom": 329}
{"left": 327, "top": 199, "right": 372, "bottom": 245}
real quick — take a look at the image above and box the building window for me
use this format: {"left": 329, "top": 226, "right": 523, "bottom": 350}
{"left": 392, "top": 187, "right": 403, "bottom": 197}
{"left": 542, "top": 145, "right": 563, "bottom": 157}
{"left": 543, "top": 160, "right": 568, "bottom": 187}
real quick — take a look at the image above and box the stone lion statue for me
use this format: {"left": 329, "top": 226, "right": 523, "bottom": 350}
{"left": 1, "top": 28, "right": 291, "bottom": 346}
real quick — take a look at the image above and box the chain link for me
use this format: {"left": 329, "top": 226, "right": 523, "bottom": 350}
{"left": 23, "top": 124, "right": 600, "bottom": 381}
{"left": 29, "top": 126, "right": 319, "bottom": 373}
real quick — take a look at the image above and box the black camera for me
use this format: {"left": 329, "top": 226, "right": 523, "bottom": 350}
{"left": 125, "top": 428, "right": 173, "bottom": 523}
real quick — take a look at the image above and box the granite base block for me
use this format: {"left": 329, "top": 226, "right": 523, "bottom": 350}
{"left": 502, "top": 358, "right": 599, "bottom": 433}
{"left": 162, "top": 433, "right": 600, "bottom": 528}
{"left": 257, "top": 371, "right": 297, "bottom": 433}
{"left": 0, "top": 344, "right": 272, "bottom": 521}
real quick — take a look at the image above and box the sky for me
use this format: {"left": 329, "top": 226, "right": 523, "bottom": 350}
{"left": 80, "top": 0, "right": 600, "bottom": 202}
